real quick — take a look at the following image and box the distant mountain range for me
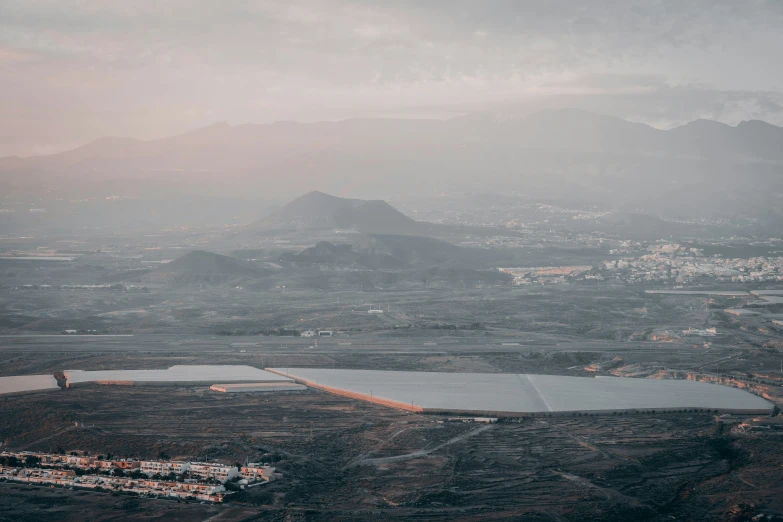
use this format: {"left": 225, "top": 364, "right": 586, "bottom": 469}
{"left": 3, "top": 109, "right": 783, "bottom": 218}
{"left": 7, "top": 109, "right": 783, "bottom": 167}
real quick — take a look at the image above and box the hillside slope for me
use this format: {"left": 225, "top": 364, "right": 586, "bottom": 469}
{"left": 259, "top": 191, "right": 420, "bottom": 234}
{"left": 147, "top": 250, "right": 266, "bottom": 285}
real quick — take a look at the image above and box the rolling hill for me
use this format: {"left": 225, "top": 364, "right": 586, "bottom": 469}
{"left": 258, "top": 191, "right": 420, "bottom": 235}
{"left": 279, "top": 241, "right": 407, "bottom": 270}
{"left": 146, "top": 250, "right": 267, "bottom": 285}
{"left": 353, "top": 234, "right": 468, "bottom": 266}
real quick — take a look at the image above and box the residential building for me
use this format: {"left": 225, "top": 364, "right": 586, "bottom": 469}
{"left": 140, "top": 460, "right": 190, "bottom": 476}
{"left": 188, "top": 462, "right": 238, "bottom": 483}
{"left": 96, "top": 459, "right": 140, "bottom": 470}
{"left": 240, "top": 464, "right": 275, "bottom": 482}
{"left": 65, "top": 455, "right": 95, "bottom": 468}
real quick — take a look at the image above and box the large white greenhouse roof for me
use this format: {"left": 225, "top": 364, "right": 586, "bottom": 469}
{"left": 64, "top": 365, "right": 292, "bottom": 387}
{"left": 267, "top": 368, "right": 773, "bottom": 415}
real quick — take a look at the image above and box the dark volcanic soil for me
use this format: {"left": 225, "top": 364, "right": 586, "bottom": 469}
{"left": 2, "top": 385, "right": 782, "bottom": 521}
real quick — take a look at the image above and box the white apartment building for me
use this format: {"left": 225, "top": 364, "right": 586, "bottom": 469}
{"left": 240, "top": 464, "right": 275, "bottom": 482}
{"left": 188, "top": 462, "right": 238, "bottom": 483}
{"left": 40, "top": 454, "right": 66, "bottom": 465}
{"left": 95, "top": 459, "right": 140, "bottom": 470}
{"left": 140, "top": 460, "right": 190, "bottom": 476}
{"left": 65, "top": 455, "right": 95, "bottom": 468}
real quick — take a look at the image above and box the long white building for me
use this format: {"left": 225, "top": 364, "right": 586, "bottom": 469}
{"left": 140, "top": 460, "right": 190, "bottom": 476}
{"left": 64, "top": 365, "right": 293, "bottom": 388}
{"left": 0, "top": 375, "right": 59, "bottom": 396}
{"left": 267, "top": 368, "right": 774, "bottom": 416}
{"left": 188, "top": 462, "right": 238, "bottom": 483}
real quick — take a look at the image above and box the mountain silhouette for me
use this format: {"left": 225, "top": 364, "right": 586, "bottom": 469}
{"left": 3, "top": 109, "right": 783, "bottom": 217}
{"left": 259, "top": 191, "right": 420, "bottom": 234}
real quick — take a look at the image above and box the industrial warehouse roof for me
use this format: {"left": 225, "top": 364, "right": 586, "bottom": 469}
{"left": 267, "top": 368, "right": 773, "bottom": 415}
{"left": 0, "top": 375, "right": 60, "bottom": 395}
{"left": 64, "top": 365, "right": 292, "bottom": 387}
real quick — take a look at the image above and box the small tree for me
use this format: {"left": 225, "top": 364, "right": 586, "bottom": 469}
{"left": 224, "top": 480, "right": 241, "bottom": 492}
{"left": 25, "top": 455, "right": 41, "bottom": 467}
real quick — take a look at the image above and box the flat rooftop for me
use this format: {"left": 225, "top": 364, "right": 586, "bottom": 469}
{"left": 64, "top": 365, "right": 292, "bottom": 387}
{"left": 268, "top": 368, "right": 773, "bottom": 415}
{"left": 0, "top": 375, "right": 60, "bottom": 395}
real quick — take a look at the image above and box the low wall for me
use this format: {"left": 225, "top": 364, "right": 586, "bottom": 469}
{"left": 66, "top": 379, "right": 278, "bottom": 388}
{"left": 265, "top": 369, "right": 424, "bottom": 412}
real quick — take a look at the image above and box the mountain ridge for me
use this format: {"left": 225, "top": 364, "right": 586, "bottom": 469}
{"left": 4, "top": 109, "right": 783, "bottom": 218}
{"left": 5, "top": 109, "right": 782, "bottom": 164}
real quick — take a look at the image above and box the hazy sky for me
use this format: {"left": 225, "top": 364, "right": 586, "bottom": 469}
{"left": 2, "top": 0, "right": 783, "bottom": 156}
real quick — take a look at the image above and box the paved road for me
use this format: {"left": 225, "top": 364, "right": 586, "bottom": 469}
{"left": 0, "top": 333, "right": 708, "bottom": 356}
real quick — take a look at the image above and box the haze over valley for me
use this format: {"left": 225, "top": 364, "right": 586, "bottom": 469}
{"left": 3, "top": 110, "right": 783, "bottom": 233}
{"left": 2, "top": 2, "right": 783, "bottom": 521}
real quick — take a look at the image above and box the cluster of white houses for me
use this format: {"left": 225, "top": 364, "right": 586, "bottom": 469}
{"left": 139, "top": 460, "right": 246, "bottom": 483}
{"left": 0, "top": 451, "right": 278, "bottom": 503}
{"left": 0, "top": 466, "right": 228, "bottom": 502}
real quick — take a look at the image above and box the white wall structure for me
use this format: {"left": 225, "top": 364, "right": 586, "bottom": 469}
{"left": 0, "top": 375, "right": 59, "bottom": 396}
{"left": 267, "top": 368, "right": 774, "bottom": 415}
{"left": 64, "top": 365, "right": 292, "bottom": 388}
{"left": 209, "top": 382, "right": 306, "bottom": 393}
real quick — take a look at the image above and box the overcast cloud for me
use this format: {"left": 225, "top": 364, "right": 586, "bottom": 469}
{"left": 1, "top": 0, "right": 783, "bottom": 156}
